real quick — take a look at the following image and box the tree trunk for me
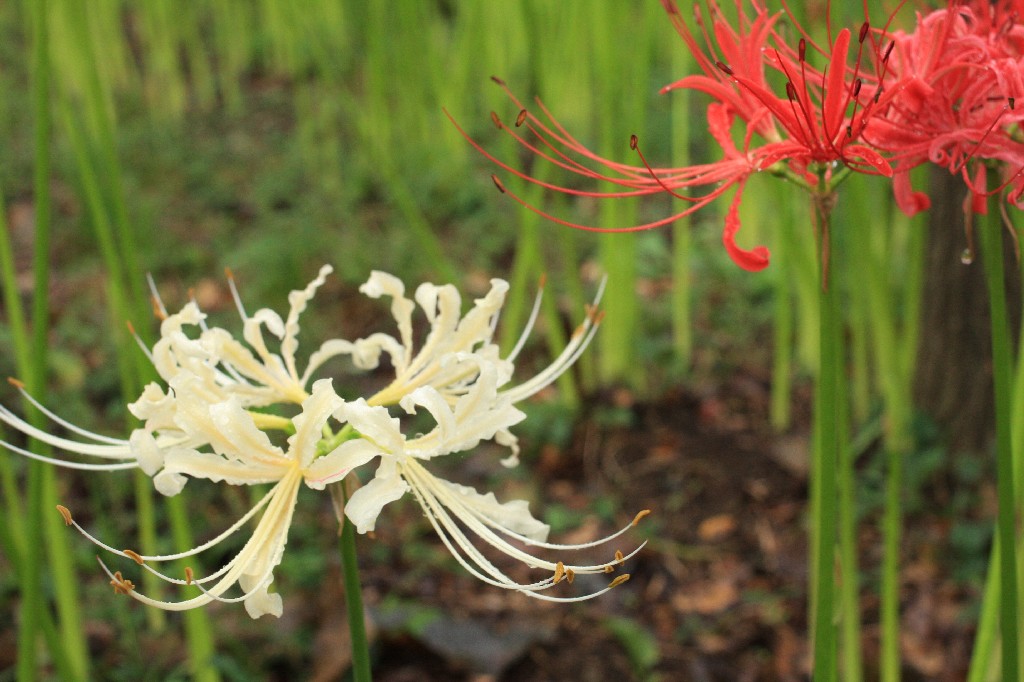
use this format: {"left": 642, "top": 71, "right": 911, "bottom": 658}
{"left": 913, "top": 169, "right": 1020, "bottom": 453}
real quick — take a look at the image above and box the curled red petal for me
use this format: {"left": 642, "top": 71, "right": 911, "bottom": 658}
{"left": 892, "top": 171, "right": 931, "bottom": 216}
{"left": 723, "top": 180, "right": 771, "bottom": 271}
{"left": 967, "top": 164, "right": 988, "bottom": 215}
{"left": 845, "top": 144, "right": 894, "bottom": 177}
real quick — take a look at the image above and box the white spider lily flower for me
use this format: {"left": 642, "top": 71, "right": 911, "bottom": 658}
{"left": 143, "top": 264, "right": 350, "bottom": 408}
{"left": 355, "top": 272, "right": 605, "bottom": 411}
{"left": 326, "top": 363, "right": 647, "bottom": 602}
{"left": 0, "top": 378, "right": 186, "bottom": 475}
{"left": 0, "top": 266, "right": 354, "bottom": 477}
{"left": 56, "top": 379, "right": 369, "bottom": 618}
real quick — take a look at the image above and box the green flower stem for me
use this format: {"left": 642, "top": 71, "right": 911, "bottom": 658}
{"left": 968, "top": 539, "right": 1002, "bottom": 682}
{"left": 979, "top": 199, "right": 1021, "bottom": 682}
{"left": 19, "top": 0, "right": 91, "bottom": 675}
{"left": 858, "top": 190, "right": 924, "bottom": 682}
{"left": 838, "top": 387, "right": 863, "bottom": 682}
{"left": 670, "top": 39, "right": 693, "bottom": 369}
{"left": 319, "top": 424, "right": 356, "bottom": 455}
{"left": 812, "top": 200, "right": 840, "bottom": 682}
{"left": 167, "top": 495, "right": 220, "bottom": 682}
{"left": 339, "top": 488, "right": 372, "bottom": 682}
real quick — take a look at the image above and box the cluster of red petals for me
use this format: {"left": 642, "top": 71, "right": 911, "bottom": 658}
{"left": 455, "top": 0, "right": 1024, "bottom": 271}
{"left": 867, "top": 0, "right": 1024, "bottom": 216}
{"left": 452, "top": 0, "right": 896, "bottom": 271}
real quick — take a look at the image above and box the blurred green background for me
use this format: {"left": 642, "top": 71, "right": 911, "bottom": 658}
{"left": 1, "top": 0, "right": 982, "bottom": 680}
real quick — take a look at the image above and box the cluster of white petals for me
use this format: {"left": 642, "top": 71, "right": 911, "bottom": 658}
{"left": 1, "top": 265, "right": 644, "bottom": 617}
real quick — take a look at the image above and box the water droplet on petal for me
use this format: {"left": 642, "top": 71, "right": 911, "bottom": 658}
{"left": 960, "top": 248, "right": 974, "bottom": 265}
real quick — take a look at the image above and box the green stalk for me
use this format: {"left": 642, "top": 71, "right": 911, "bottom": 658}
{"left": 968, "top": 541, "right": 1002, "bottom": 682}
{"left": 166, "top": 495, "right": 221, "bottom": 682}
{"left": 0, "top": 183, "right": 29, "bottom": 573}
{"left": 670, "top": 32, "right": 693, "bottom": 369}
{"left": 0, "top": 521, "right": 77, "bottom": 681}
{"left": 877, "top": 206, "right": 924, "bottom": 682}
{"left": 837, "top": 380, "right": 862, "bottom": 682}
{"left": 812, "top": 198, "right": 840, "bottom": 682}
{"left": 771, "top": 194, "right": 794, "bottom": 431}
{"left": 978, "top": 198, "right": 1020, "bottom": 682}
{"left": 0, "top": 61, "right": 76, "bottom": 682}
{"left": 339, "top": 490, "right": 372, "bottom": 682}
{"left": 18, "top": 0, "right": 92, "bottom": 675}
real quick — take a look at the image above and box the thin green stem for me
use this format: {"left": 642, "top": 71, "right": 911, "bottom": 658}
{"left": 979, "top": 200, "right": 1020, "bottom": 682}
{"left": 812, "top": 200, "right": 840, "bottom": 682}
{"left": 670, "top": 36, "right": 692, "bottom": 370}
{"left": 339, "top": 487, "right": 372, "bottom": 682}
{"left": 838, "top": 381, "right": 862, "bottom": 682}
{"left": 167, "top": 495, "right": 220, "bottom": 682}
{"left": 18, "top": 0, "right": 57, "bottom": 674}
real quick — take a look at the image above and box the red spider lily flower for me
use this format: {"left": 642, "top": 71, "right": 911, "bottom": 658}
{"left": 449, "top": 0, "right": 895, "bottom": 272}
{"left": 868, "top": 0, "right": 1024, "bottom": 217}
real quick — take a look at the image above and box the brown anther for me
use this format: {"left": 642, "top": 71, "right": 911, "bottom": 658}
{"left": 56, "top": 505, "right": 73, "bottom": 526}
{"left": 883, "top": 42, "right": 894, "bottom": 63}
{"left": 515, "top": 109, "right": 528, "bottom": 127}
{"left": 554, "top": 561, "right": 565, "bottom": 583}
{"left": 593, "top": 310, "right": 606, "bottom": 325}
{"left": 615, "top": 550, "right": 625, "bottom": 563}
{"left": 224, "top": 266, "right": 235, "bottom": 281}
{"left": 490, "top": 111, "right": 503, "bottom": 129}
{"left": 714, "top": 61, "right": 733, "bottom": 76}
{"left": 846, "top": 125, "right": 853, "bottom": 139}
{"left": 852, "top": 79, "right": 862, "bottom": 98}
{"left": 538, "top": 272, "right": 548, "bottom": 288}
{"left": 110, "top": 571, "right": 135, "bottom": 595}
{"left": 874, "top": 85, "right": 884, "bottom": 103}
{"left": 631, "top": 509, "right": 651, "bottom": 526}
{"left": 604, "top": 565, "right": 615, "bottom": 573}
{"left": 798, "top": 38, "right": 806, "bottom": 62}
{"left": 185, "top": 566, "right": 194, "bottom": 585}
{"left": 785, "top": 82, "right": 798, "bottom": 102}
{"left": 7, "top": 377, "right": 25, "bottom": 389}
{"left": 491, "top": 175, "right": 506, "bottom": 194}
{"left": 859, "top": 21, "right": 870, "bottom": 43}
{"left": 1011, "top": 97, "right": 1016, "bottom": 110}
{"left": 566, "top": 568, "right": 576, "bottom": 584}
{"left": 122, "top": 549, "right": 145, "bottom": 565}
{"left": 609, "top": 574, "right": 631, "bottom": 588}
{"left": 490, "top": 75, "right": 506, "bottom": 86}
{"left": 629, "top": 134, "right": 639, "bottom": 150}
{"left": 150, "top": 296, "right": 167, "bottom": 320}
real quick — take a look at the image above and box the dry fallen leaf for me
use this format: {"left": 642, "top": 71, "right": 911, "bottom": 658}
{"left": 698, "top": 514, "right": 738, "bottom": 542}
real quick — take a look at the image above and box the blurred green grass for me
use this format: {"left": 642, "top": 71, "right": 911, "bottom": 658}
{"left": 0, "top": 0, "right": 936, "bottom": 679}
